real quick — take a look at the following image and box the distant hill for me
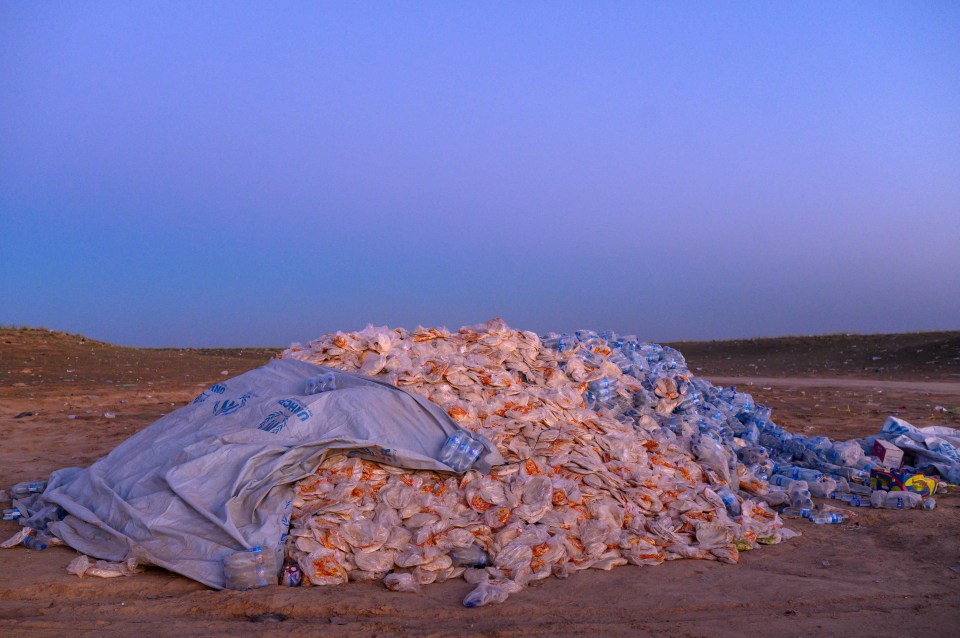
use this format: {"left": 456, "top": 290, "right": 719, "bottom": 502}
{"left": 2, "top": 326, "right": 957, "bottom": 389}
{"left": 667, "top": 331, "right": 960, "bottom": 380}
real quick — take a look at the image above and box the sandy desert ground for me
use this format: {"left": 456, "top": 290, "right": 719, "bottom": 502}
{"left": 1, "top": 328, "right": 958, "bottom": 637}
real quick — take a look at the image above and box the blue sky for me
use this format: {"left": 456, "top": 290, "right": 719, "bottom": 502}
{"left": 1, "top": 2, "right": 958, "bottom": 347}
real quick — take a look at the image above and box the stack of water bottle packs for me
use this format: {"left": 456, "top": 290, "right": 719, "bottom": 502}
{"left": 281, "top": 318, "right": 904, "bottom": 606}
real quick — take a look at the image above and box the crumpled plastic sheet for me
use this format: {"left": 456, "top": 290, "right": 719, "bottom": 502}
{"left": 66, "top": 554, "right": 143, "bottom": 579}
{"left": 281, "top": 319, "right": 792, "bottom": 606}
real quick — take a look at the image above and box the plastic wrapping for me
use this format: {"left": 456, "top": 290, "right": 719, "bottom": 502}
{"left": 282, "top": 320, "right": 792, "bottom": 606}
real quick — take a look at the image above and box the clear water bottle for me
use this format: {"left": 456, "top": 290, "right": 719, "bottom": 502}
{"left": 305, "top": 371, "right": 337, "bottom": 395}
{"left": 769, "top": 475, "right": 795, "bottom": 488}
{"left": 780, "top": 506, "right": 811, "bottom": 519}
{"left": 849, "top": 494, "right": 869, "bottom": 507}
{"left": 451, "top": 545, "right": 491, "bottom": 568}
{"left": 745, "top": 463, "right": 770, "bottom": 481}
{"left": 439, "top": 431, "right": 483, "bottom": 472}
{"left": 9, "top": 481, "right": 47, "bottom": 499}
{"left": 922, "top": 498, "right": 937, "bottom": 511}
{"left": 832, "top": 492, "right": 868, "bottom": 507}
{"left": 703, "top": 405, "right": 727, "bottom": 428}
{"left": 783, "top": 467, "right": 824, "bottom": 483}
{"left": 787, "top": 481, "right": 813, "bottom": 509}
{"left": 733, "top": 393, "right": 755, "bottom": 414}
{"left": 869, "top": 490, "right": 921, "bottom": 509}
{"left": 847, "top": 482, "right": 872, "bottom": 496}
{"left": 804, "top": 436, "right": 832, "bottom": 455}
{"left": 752, "top": 405, "right": 772, "bottom": 429}
{"left": 717, "top": 486, "right": 741, "bottom": 516}
{"left": 786, "top": 479, "right": 808, "bottom": 494}
{"left": 223, "top": 546, "right": 276, "bottom": 590}
{"left": 2, "top": 507, "right": 22, "bottom": 521}
{"left": 23, "top": 536, "right": 47, "bottom": 551}
{"left": 439, "top": 430, "right": 468, "bottom": 468}
{"left": 808, "top": 477, "right": 838, "bottom": 498}
{"left": 455, "top": 436, "right": 484, "bottom": 472}
{"left": 586, "top": 379, "right": 616, "bottom": 405}
{"left": 810, "top": 511, "right": 846, "bottom": 524}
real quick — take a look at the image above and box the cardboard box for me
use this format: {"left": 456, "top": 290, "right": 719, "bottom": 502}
{"left": 872, "top": 439, "right": 903, "bottom": 469}
{"left": 870, "top": 468, "right": 939, "bottom": 496}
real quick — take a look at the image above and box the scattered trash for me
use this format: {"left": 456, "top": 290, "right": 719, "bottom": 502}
{"left": 66, "top": 555, "right": 143, "bottom": 578}
{"left": 13, "top": 411, "right": 35, "bottom": 419}
{"left": 1, "top": 528, "right": 33, "bottom": 548}
{"left": 102, "top": 411, "right": 116, "bottom": 419}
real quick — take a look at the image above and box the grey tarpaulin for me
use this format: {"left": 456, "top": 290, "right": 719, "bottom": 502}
{"left": 23, "top": 358, "right": 503, "bottom": 588}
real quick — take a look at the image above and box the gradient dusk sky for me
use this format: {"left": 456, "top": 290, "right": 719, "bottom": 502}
{"left": 1, "top": 2, "right": 958, "bottom": 347}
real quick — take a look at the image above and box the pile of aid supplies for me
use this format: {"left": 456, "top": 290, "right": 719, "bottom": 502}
{"left": 3, "top": 319, "right": 955, "bottom": 607}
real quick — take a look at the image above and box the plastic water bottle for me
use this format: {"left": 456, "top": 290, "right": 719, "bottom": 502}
{"left": 832, "top": 492, "right": 868, "bottom": 507}
{"left": 2, "top": 507, "right": 22, "bottom": 521}
{"left": 745, "top": 463, "right": 770, "bottom": 481}
{"left": 454, "top": 436, "right": 484, "bottom": 472}
{"left": 587, "top": 378, "right": 616, "bottom": 404}
{"left": 439, "top": 431, "right": 483, "bottom": 472}
{"left": 23, "top": 536, "right": 47, "bottom": 551}
{"left": 869, "top": 490, "right": 921, "bottom": 509}
{"left": 223, "top": 546, "right": 276, "bottom": 590}
{"left": 786, "top": 481, "right": 813, "bottom": 509}
{"left": 304, "top": 371, "right": 336, "bottom": 395}
{"left": 922, "top": 497, "right": 936, "bottom": 511}
{"left": 810, "top": 511, "right": 846, "bottom": 524}
{"left": 780, "top": 506, "right": 811, "bottom": 519}
{"left": 9, "top": 481, "right": 47, "bottom": 499}
{"left": 847, "top": 482, "right": 872, "bottom": 496}
{"left": 808, "top": 477, "right": 838, "bottom": 499}
{"left": 439, "top": 430, "right": 468, "bottom": 468}
{"left": 717, "top": 486, "right": 741, "bottom": 516}
{"left": 781, "top": 467, "right": 824, "bottom": 483}
{"left": 451, "top": 545, "right": 491, "bottom": 568}
{"left": 703, "top": 405, "right": 727, "bottom": 428}
{"left": 769, "top": 475, "right": 795, "bottom": 488}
